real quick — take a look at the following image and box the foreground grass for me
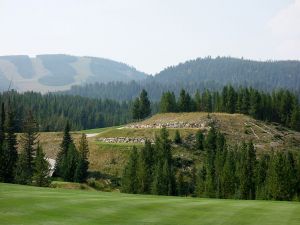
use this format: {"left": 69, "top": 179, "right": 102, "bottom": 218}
{"left": 1, "top": 183, "right": 300, "bottom": 225}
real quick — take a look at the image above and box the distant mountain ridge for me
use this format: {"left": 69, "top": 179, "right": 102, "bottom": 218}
{"left": 0, "top": 54, "right": 148, "bottom": 92}
{"left": 1, "top": 55, "right": 300, "bottom": 96}
{"left": 65, "top": 57, "right": 300, "bottom": 101}
{"left": 154, "top": 57, "right": 300, "bottom": 91}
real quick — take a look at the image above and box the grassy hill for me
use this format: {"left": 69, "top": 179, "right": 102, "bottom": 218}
{"left": 32, "top": 112, "right": 300, "bottom": 181}
{"left": 1, "top": 183, "right": 300, "bottom": 225}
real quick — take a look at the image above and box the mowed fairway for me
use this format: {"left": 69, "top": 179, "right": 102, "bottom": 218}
{"left": 1, "top": 183, "right": 300, "bottom": 225}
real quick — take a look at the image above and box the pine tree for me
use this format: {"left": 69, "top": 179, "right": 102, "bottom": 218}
{"left": 284, "top": 152, "right": 297, "bottom": 200}
{"left": 204, "top": 127, "right": 217, "bottom": 197}
{"left": 0, "top": 102, "right": 5, "bottom": 181}
{"left": 74, "top": 134, "right": 89, "bottom": 182}
{"left": 160, "top": 92, "right": 177, "bottom": 113}
{"left": 239, "top": 142, "right": 256, "bottom": 199}
{"left": 255, "top": 154, "right": 269, "bottom": 199}
{"left": 178, "top": 89, "right": 191, "bottom": 112}
{"left": 195, "top": 166, "right": 206, "bottom": 197}
{"left": 54, "top": 121, "right": 73, "bottom": 178}
{"left": 137, "top": 140, "right": 154, "bottom": 194}
{"left": 3, "top": 101, "right": 18, "bottom": 182}
{"left": 0, "top": 102, "right": 4, "bottom": 147}
{"left": 62, "top": 143, "right": 79, "bottom": 182}
{"left": 194, "top": 91, "right": 202, "bottom": 111}
{"left": 122, "top": 146, "right": 139, "bottom": 193}
{"left": 195, "top": 130, "right": 204, "bottom": 151}
{"left": 152, "top": 128, "right": 176, "bottom": 196}
{"left": 15, "top": 111, "right": 38, "bottom": 184}
{"left": 132, "top": 97, "right": 141, "bottom": 120}
{"left": 32, "top": 145, "right": 51, "bottom": 187}
{"left": 177, "top": 171, "right": 186, "bottom": 196}
{"left": 139, "top": 89, "right": 151, "bottom": 119}
{"left": 222, "top": 150, "right": 236, "bottom": 199}
{"left": 174, "top": 130, "right": 182, "bottom": 144}
{"left": 290, "top": 106, "right": 300, "bottom": 131}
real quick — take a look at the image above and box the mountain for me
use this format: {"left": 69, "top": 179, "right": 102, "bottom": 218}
{"left": 0, "top": 54, "right": 148, "bottom": 92}
{"left": 154, "top": 57, "right": 300, "bottom": 92}
{"left": 64, "top": 57, "right": 300, "bottom": 101}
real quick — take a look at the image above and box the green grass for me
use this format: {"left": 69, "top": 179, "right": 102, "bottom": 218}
{"left": 1, "top": 183, "right": 300, "bottom": 225}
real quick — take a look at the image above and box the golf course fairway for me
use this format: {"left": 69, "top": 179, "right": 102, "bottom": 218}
{"left": 1, "top": 183, "right": 300, "bottom": 225}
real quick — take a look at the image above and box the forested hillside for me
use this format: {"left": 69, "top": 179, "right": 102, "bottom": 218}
{"left": 155, "top": 57, "right": 300, "bottom": 91}
{"left": 64, "top": 57, "right": 300, "bottom": 101}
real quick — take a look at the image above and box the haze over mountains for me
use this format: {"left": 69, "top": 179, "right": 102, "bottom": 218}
{"left": 0, "top": 54, "right": 147, "bottom": 92}
{"left": 0, "top": 54, "right": 300, "bottom": 96}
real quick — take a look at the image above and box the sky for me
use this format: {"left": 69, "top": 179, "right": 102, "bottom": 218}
{"left": 0, "top": 0, "right": 299, "bottom": 74}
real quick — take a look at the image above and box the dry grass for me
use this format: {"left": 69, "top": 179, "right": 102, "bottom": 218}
{"left": 22, "top": 112, "right": 300, "bottom": 178}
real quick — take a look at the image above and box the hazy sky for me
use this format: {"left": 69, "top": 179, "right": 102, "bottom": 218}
{"left": 0, "top": 0, "right": 299, "bottom": 74}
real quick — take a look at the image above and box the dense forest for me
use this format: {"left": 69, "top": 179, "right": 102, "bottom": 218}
{"left": 0, "top": 102, "right": 89, "bottom": 186}
{"left": 63, "top": 57, "right": 300, "bottom": 101}
{"left": 122, "top": 127, "right": 300, "bottom": 201}
{"left": 0, "top": 91, "right": 134, "bottom": 131}
{"left": 1, "top": 84, "right": 299, "bottom": 132}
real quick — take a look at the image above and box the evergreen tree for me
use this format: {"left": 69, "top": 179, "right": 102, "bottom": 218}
{"left": 32, "top": 145, "right": 51, "bottom": 187}
{"left": 3, "top": 101, "right": 18, "bottom": 182}
{"left": 195, "top": 166, "right": 206, "bottom": 197}
{"left": 139, "top": 89, "right": 151, "bottom": 119}
{"left": 222, "top": 150, "right": 236, "bottom": 199}
{"left": 152, "top": 128, "right": 176, "bottom": 196}
{"left": 160, "top": 92, "right": 177, "bottom": 113}
{"left": 290, "top": 106, "right": 300, "bottom": 131}
{"left": 239, "top": 142, "right": 256, "bottom": 199}
{"left": 195, "top": 130, "right": 204, "bottom": 151}
{"left": 0, "top": 102, "right": 5, "bottom": 181}
{"left": 174, "top": 130, "right": 182, "bottom": 144}
{"left": 0, "top": 102, "right": 4, "bottom": 146}
{"left": 62, "top": 143, "right": 79, "bottom": 182}
{"left": 15, "top": 111, "right": 38, "bottom": 184}
{"left": 132, "top": 97, "right": 141, "bottom": 120}
{"left": 178, "top": 89, "right": 191, "bottom": 112}
{"left": 74, "top": 134, "right": 89, "bottom": 182}
{"left": 194, "top": 91, "right": 202, "bottom": 111}
{"left": 122, "top": 146, "right": 139, "bottom": 193}
{"left": 204, "top": 127, "right": 217, "bottom": 197}
{"left": 255, "top": 154, "right": 269, "bottom": 199}
{"left": 177, "top": 171, "right": 186, "bottom": 196}
{"left": 54, "top": 121, "right": 73, "bottom": 177}
{"left": 284, "top": 152, "right": 297, "bottom": 200}
{"left": 137, "top": 140, "right": 154, "bottom": 194}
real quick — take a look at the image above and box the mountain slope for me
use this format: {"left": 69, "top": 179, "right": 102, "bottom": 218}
{"left": 0, "top": 54, "right": 148, "bottom": 92}
{"left": 154, "top": 57, "right": 300, "bottom": 92}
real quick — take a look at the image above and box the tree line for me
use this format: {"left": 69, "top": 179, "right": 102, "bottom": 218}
{"left": 160, "top": 86, "right": 300, "bottom": 131}
{"left": 0, "top": 102, "right": 50, "bottom": 186}
{"left": 194, "top": 127, "right": 300, "bottom": 201}
{"left": 122, "top": 127, "right": 300, "bottom": 201}
{"left": 0, "top": 90, "right": 134, "bottom": 131}
{"left": 0, "top": 100, "right": 90, "bottom": 186}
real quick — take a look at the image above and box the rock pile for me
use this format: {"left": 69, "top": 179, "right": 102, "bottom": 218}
{"left": 98, "top": 137, "right": 154, "bottom": 144}
{"left": 126, "top": 120, "right": 214, "bottom": 129}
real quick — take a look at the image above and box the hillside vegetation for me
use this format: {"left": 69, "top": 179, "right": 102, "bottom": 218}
{"left": 1, "top": 183, "right": 300, "bottom": 225}
{"left": 34, "top": 112, "right": 300, "bottom": 180}
{"left": 65, "top": 57, "right": 300, "bottom": 101}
